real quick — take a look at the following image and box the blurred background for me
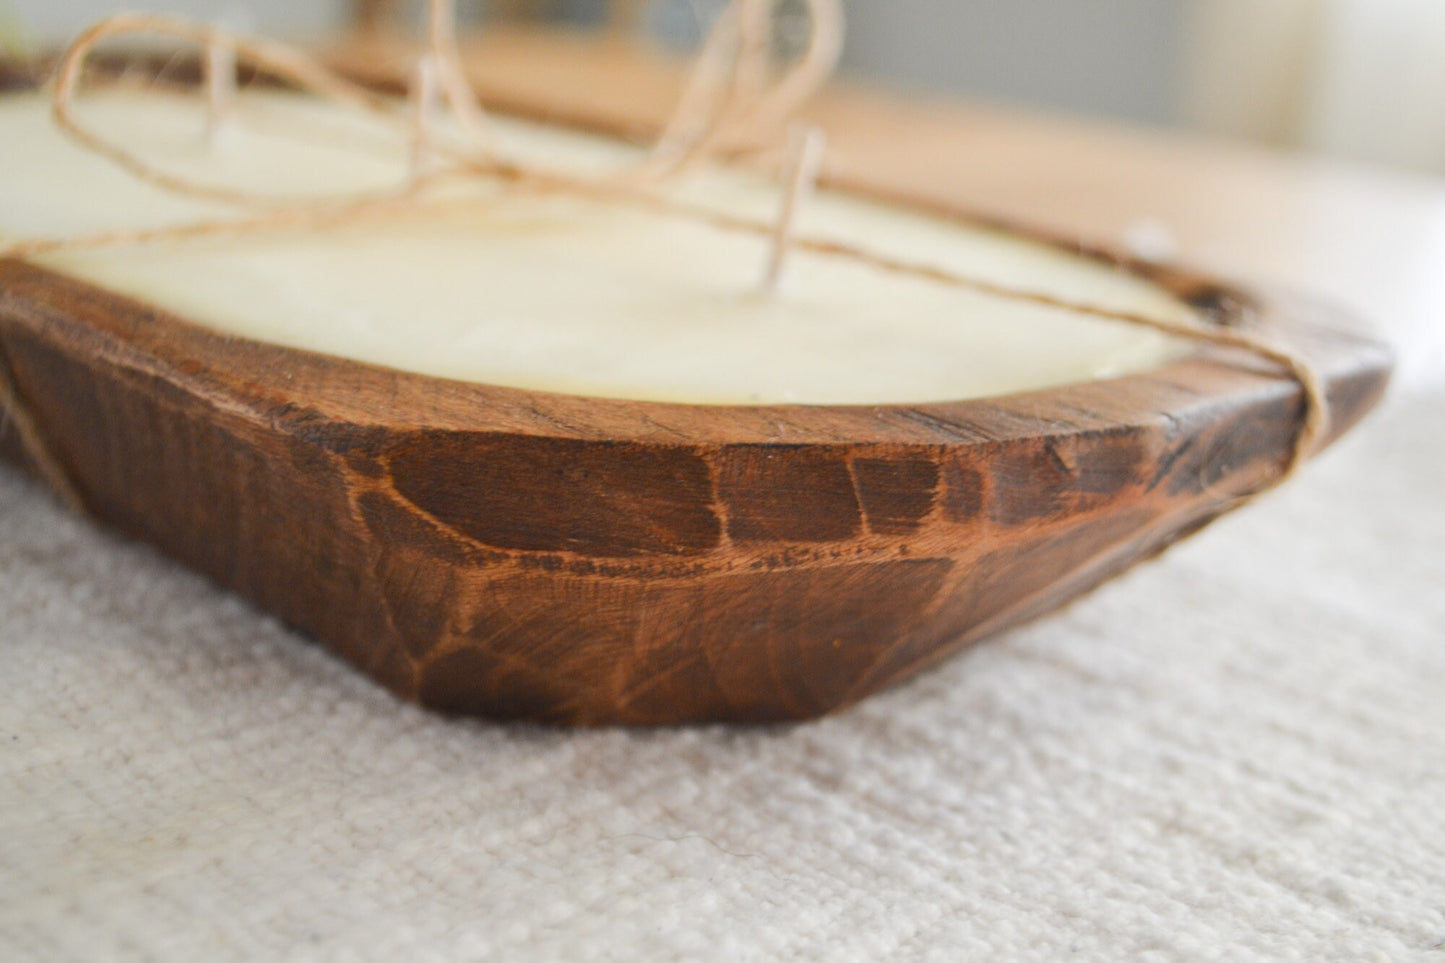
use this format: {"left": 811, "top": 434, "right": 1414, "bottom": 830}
{"left": 5, "top": 0, "right": 1445, "bottom": 176}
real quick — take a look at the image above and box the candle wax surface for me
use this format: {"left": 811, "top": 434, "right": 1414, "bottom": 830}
{"left": 0, "top": 89, "right": 1197, "bottom": 406}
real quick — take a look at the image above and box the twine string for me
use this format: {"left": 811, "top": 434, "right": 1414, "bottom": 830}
{"left": 0, "top": 0, "right": 1327, "bottom": 515}
{"left": 0, "top": 348, "right": 87, "bottom": 513}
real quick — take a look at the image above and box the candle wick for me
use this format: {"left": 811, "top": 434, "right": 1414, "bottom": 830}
{"left": 204, "top": 37, "right": 237, "bottom": 149}
{"left": 762, "top": 123, "right": 826, "bottom": 294}
{"left": 409, "top": 53, "right": 443, "bottom": 182}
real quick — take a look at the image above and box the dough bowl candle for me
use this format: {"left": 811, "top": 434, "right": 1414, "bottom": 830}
{"left": 0, "top": 3, "right": 1390, "bottom": 724}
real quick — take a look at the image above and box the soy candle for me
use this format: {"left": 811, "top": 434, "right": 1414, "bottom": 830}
{"left": 0, "top": 87, "right": 1193, "bottom": 405}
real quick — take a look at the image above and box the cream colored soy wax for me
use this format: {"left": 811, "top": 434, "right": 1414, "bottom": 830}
{"left": 0, "top": 89, "right": 1192, "bottom": 405}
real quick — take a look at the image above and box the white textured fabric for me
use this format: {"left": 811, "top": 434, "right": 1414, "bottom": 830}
{"left": 3, "top": 379, "right": 1443, "bottom": 959}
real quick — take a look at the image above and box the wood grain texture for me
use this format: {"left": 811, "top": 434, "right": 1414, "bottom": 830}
{"left": 0, "top": 48, "right": 1393, "bottom": 724}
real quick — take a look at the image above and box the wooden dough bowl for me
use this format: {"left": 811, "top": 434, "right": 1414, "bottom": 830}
{"left": 0, "top": 57, "right": 1392, "bottom": 725}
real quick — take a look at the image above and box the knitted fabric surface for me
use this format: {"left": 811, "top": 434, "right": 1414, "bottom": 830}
{"left": 2, "top": 391, "right": 1443, "bottom": 958}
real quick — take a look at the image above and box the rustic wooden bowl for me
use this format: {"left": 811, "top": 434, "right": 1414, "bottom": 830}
{"left": 0, "top": 59, "right": 1392, "bottom": 725}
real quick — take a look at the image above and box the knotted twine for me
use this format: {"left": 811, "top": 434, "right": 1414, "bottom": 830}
{"left": 0, "top": 0, "right": 1327, "bottom": 515}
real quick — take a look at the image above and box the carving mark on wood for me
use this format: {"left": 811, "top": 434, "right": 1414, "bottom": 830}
{"left": 852, "top": 455, "right": 940, "bottom": 536}
{"left": 386, "top": 432, "right": 722, "bottom": 557}
{"left": 717, "top": 446, "right": 861, "bottom": 544}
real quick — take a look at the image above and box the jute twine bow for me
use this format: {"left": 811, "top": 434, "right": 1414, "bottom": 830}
{"left": 0, "top": 0, "right": 1326, "bottom": 515}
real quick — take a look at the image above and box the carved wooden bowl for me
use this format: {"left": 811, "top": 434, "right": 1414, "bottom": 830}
{"left": 0, "top": 60, "right": 1392, "bottom": 725}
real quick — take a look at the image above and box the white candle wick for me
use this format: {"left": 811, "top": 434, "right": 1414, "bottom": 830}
{"left": 204, "top": 38, "right": 237, "bottom": 149}
{"left": 409, "top": 54, "right": 444, "bottom": 182}
{"left": 762, "top": 123, "right": 826, "bottom": 294}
